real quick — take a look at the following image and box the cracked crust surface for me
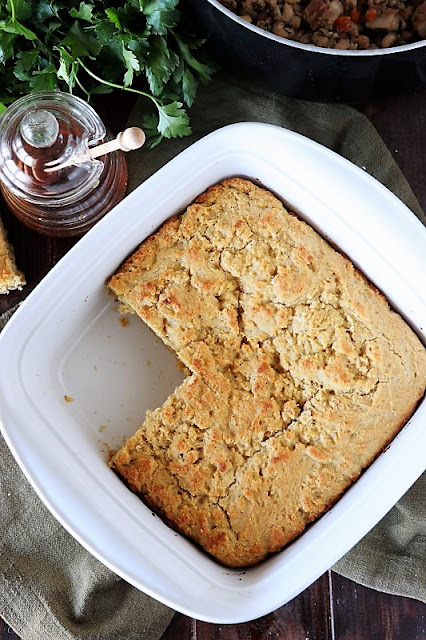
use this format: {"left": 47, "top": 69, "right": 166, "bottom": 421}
{"left": 108, "top": 177, "right": 426, "bottom": 567}
{"left": 0, "top": 218, "right": 25, "bottom": 294}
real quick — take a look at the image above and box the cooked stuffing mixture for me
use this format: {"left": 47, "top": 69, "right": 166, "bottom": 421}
{"left": 218, "top": 0, "right": 426, "bottom": 48}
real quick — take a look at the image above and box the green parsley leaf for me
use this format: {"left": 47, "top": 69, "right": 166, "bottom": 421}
{"left": 141, "top": 111, "right": 163, "bottom": 147}
{"left": 0, "top": 32, "right": 17, "bottom": 64}
{"left": 29, "top": 63, "right": 58, "bottom": 92}
{"left": 61, "top": 21, "right": 101, "bottom": 58}
{"left": 70, "top": 2, "right": 95, "bottom": 22}
{"left": 57, "top": 46, "right": 78, "bottom": 92}
{"left": 105, "top": 8, "right": 122, "bottom": 29}
{"left": 10, "top": 0, "right": 33, "bottom": 23}
{"left": 157, "top": 100, "right": 191, "bottom": 138}
{"left": 93, "top": 18, "right": 116, "bottom": 46}
{"left": 145, "top": 34, "right": 179, "bottom": 95}
{"left": 122, "top": 45, "right": 140, "bottom": 86}
{"left": 181, "top": 67, "right": 197, "bottom": 107}
{"left": 174, "top": 34, "right": 213, "bottom": 84}
{"left": 0, "top": 18, "right": 37, "bottom": 40}
{"left": 142, "top": 0, "right": 180, "bottom": 34}
{"left": 13, "top": 49, "right": 39, "bottom": 82}
{"left": 33, "top": 2, "right": 56, "bottom": 24}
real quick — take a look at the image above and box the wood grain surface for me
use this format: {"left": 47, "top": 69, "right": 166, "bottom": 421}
{"left": 1, "top": 88, "right": 426, "bottom": 640}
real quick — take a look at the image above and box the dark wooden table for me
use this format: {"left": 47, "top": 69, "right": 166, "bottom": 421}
{"left": 1, "top": 88, "right": 426, "bottom": 640}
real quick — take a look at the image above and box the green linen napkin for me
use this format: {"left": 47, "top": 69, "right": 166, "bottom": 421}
{"left": 1, "top": 72, "right": 425, "bottom": 640}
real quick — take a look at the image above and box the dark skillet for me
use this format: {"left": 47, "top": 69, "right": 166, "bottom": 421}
{"left": 183, "top": 0, "right": 426, "bottom": 103}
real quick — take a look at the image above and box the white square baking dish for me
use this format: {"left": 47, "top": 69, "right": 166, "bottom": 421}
{"left": 0, "top": 122, "right": 425, "bottom": 624}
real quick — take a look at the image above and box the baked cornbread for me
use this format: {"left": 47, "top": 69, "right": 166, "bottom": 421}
{"left": 0, "top": 218, "right": 25, "bottom": 294}
{"left": 108, "top": 177, "right": 426, "bottom": 567}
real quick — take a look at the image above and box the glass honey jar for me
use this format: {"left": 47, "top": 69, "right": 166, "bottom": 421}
{"left": 0, "top": 91, "right": 129, "bottom": 236}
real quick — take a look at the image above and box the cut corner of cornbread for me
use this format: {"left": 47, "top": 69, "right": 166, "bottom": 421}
{"left": 107, "top": 177, "right": 426, "bottom": 568}
{"left": 0, "top": 217, "right": 25, "bottom": 295}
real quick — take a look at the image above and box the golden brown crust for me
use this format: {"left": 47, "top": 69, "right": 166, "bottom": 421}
{"left": 108, "top": 177, "right": 426, "bottom": 567}
{"left": 0, "top": 218, "right": 25, "bottom": 295}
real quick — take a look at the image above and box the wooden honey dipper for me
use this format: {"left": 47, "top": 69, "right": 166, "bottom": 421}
{"left": 44, "top": 127, "right": 146, "bottom": 173}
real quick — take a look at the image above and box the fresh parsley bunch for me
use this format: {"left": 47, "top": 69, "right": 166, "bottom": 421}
{"left": 0, "top": 0, "right": 216, "bottom": 145}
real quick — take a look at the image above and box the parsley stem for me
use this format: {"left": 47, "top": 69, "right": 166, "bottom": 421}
{"left": 74, "top": 72, "right": 91, "bottom": 99}
{"left": 77, "top": 58, "right": 160, "bottom": 108}
{"left": 9, "top": 0, "right": 16, "bottom": 22}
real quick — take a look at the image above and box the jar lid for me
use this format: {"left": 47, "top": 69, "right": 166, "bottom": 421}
{"left": 0, "top": 91, "right": 106, "bottom": 207}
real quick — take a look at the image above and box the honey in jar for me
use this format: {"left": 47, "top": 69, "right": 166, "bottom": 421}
{"left": 0, "top": 91, "right": 129, "bottom": 237}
